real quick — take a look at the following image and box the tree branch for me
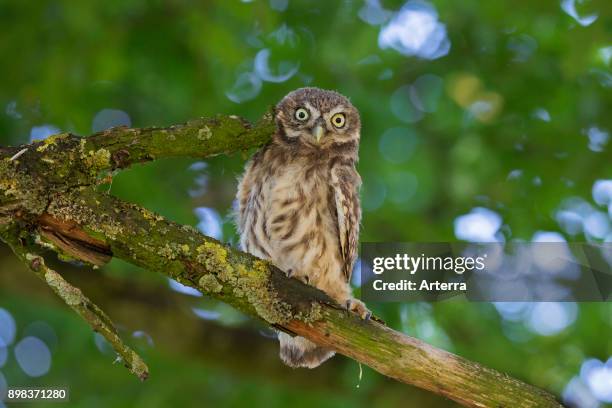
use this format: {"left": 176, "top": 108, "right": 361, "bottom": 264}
{"left": 0, "top": 250, "right": 459, "bottom": 406}
{"left": 0, "top": 114, "right": 563, "bottom": 407}
{"left": 0, "top": 225, "right": 148, "bottom": 380}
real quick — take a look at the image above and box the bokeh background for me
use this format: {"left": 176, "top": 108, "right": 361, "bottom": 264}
{"left": 1, "top": 0, "right": 611, "bottom": 406}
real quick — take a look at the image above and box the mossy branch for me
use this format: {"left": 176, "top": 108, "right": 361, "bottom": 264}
{"left": 0, "top": 225, "right": 148, "bottom": 380}
{"left": 0, "top": 113, "right": 563, "bottom": 407}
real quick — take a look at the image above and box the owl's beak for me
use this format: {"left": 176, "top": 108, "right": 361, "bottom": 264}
{"left": 312, "top": 124, "right": 324, "bottom": 144}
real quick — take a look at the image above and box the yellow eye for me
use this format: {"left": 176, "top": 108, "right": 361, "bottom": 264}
{"left": 331, "top": 113, "right": 346, "bottom": 128}
{"left": 295, "top": 108, "right": 309, "bottom": 121}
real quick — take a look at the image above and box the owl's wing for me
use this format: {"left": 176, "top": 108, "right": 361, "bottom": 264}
{"left": 236, "top": 149, "right": 264, "bottom": 235}
{"left": 331, "top": 165, "right": 362, "bottom": 282}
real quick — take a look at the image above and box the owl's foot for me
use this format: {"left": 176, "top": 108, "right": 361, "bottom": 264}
{"left": 345, "top": 298, "right": 371, "bottom": 320}
{"left": 286, "top": 268, "right": 310, "bottom": 285}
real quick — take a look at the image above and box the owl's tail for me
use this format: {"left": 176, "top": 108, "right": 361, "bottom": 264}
{"left": 278, "top": 332, "right": 335, "bottom": 369}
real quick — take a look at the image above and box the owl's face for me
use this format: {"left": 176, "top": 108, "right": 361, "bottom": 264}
{"left": 274, "top": 87, "right": 361, "bottom": 149}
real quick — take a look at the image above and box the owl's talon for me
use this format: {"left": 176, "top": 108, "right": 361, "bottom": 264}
{"left": 344, "top": 298, "right": 371, "bottom": 320}
{"left": 297, "top": 275, "right": 309, "bottom": 285}
{"left": 286, "top": 268, "right": 294, "bottom": 278}
{"left": 346, "top": 299, "right": 372, "bottom": 320}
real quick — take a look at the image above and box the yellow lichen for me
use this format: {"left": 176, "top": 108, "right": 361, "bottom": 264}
{"left": 197, "top": 126, "right": 212, "bottom": 140}
{"left": 199, "top": 275, "right": 223, "bottom": 293}
{"left": 141, "top": 208, "right": 157, "bottom": 221}
{"left": 130, "top": 352, "right": 149, "bottom": 380}
{"left": 26, "top": 253, "right": 82, "bottom": 306}
{"left": 91, "top": 148, "right": 111, "bottom": 169}
{"left": 157, "top": 242, "right": 192, "bottom": 261}
{"left": 79, "top": 142, "right": 111, "bottom": 172}
{"left": 44, "top": 268, "right": 83, "bottom": 305}
{"left": 192, "top": 242, "right": 297, "bottom": 324}
{"left": 46, "top": 192, "right": 124, "bottom": 240}
{"left": 196, "top": 242, "right": 229, "bottom": 269}
{"left": 35, "top": 133, "right": 68, "bottom": 152}
{"left": 158, "top": 244, "right": 178, "bottom": 260}
{"left": 296, "top": 302, "right": 324, "bottom": 323}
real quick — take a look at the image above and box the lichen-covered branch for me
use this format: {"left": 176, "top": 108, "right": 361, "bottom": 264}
{"left": 83, "top": 112, "right": 276, "bottom": 170}
{"left": 0, "top": 225, "right": 148, "bottom": 380}
{"left": 46, "top": 188, "right": 331, "bottom": 324}
{"left": 0, "top": 111, "right": 274, "bottom": 179}
{"left": 0, "top": 113, "right": 563, "bottom": 408}
{"left": 40, "top": 188, "right": 562, "bottom": 408}
{"left": 0, "top": 112, "right": 274, "bottom": 216}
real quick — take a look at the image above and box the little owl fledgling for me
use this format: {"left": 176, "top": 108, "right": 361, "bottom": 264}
{"left": 236, "top": 87, "right": 370, "bottom": 369}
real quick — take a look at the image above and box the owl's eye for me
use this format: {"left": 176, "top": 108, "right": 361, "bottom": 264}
{"left": 295, "top": 108, "right": 309, "bottom": 121}
{"left": 331, "top": 113, "right": 346, "bottom": 128}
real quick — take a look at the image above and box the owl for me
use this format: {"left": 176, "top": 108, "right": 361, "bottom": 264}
{"left": 236, "top": 87, "right": 370, "bottom": 369}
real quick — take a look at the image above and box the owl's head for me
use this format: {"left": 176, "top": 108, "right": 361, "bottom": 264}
{"left": 274, "top": 87, "right": 360, "bottom": 149}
